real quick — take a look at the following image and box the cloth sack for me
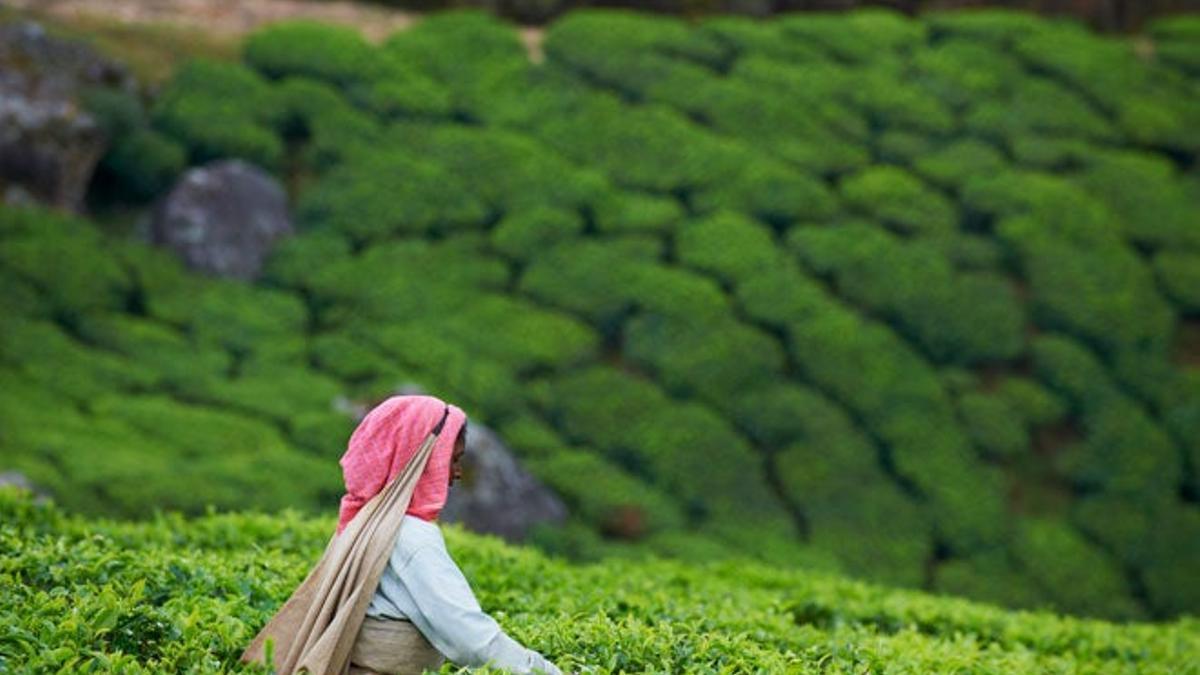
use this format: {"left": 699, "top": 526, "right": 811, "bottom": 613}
{"left": 240, "top": 425, "right": 443, "bottom": 675}
{"left": 348, "top": 617, "right": 446, "bottom": 675}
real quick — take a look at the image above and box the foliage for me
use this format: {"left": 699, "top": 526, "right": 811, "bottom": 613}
{"left": 2, "top": 489, "right": 1199, "bottom": 674}
{"left": 4, "top": 5, "right": 1200, "bottom": 624}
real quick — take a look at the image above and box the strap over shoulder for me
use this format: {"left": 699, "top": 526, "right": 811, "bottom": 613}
{"left": 240, "top": 427, "right": 443, "bottom": 675}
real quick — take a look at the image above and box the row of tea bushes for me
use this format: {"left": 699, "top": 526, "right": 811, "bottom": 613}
{"left": 9, "top": 7, "right": 1200, "bottom": 620}
{"left": 3, "top": 488, "right": 1199, "bottom": 673}
{"left": 0, "top": 205, "right": 722, "bottom": 566}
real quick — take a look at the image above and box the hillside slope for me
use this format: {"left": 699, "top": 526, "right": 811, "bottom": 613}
{"left": 2, "top": 7, "right": 1200, "bottom": 623}
{"left": 2, "top": 488, "right": 1198, "bottom": 673}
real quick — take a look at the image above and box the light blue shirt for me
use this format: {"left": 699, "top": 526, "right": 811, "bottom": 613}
{"left": 365, "top": 514, "right": 562, "bottom": 675}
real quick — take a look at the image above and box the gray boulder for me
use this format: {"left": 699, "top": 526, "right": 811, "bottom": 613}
{"left": 0, "top": 21, "right": 134, "bottom": 212}
{"left": 150, "top": 159, "right": 293, "bottom": 281}
{"left": 442, "top": 423, "right": 569, "bottom": 543}
{"left": 0, "top": 470, "right": 50, "bottom": 504}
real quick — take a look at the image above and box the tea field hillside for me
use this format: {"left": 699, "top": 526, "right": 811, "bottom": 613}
{"left": 2, "top": 488, "right": 1199, "bottom": 673}
{"left": 2, "top": 6, "right": 1200, "bottom": 625}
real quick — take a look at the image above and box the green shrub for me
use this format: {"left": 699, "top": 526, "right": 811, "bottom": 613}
{"left": 1031, "top": 334, "right": 1183, "bottom": 497}
{"left": 788, "top": 223, "right": 1025, "bottom": 364}
{"left": 674, "top": 210, "right": 785, "bottom": 284}
{"left": 852, "top": 64, "right": 957, "bottom": 135}
{"left": 312, "top": 110, "right": 388, "bottom": 169}
{"left": 964, "top": 76, "right": 1117, "bottom": 147}
{"left": 729, "top": 57, "right": 871, "bottom": 144}
{"left": 933, "top": 549, "right": 1052, "bottom": 613}
{"left": 956, "top": 392, "right": 1030, "bottom": 460}
{"left": 72, "top": 313, "right": 231, "bottom": 391}
{"left": 839, "top": 166, "right": 957, "bottom": 235}
{"left": 783, "top": 307, "right": 1008, "bottom": 551}
{"left": 624, "top": 311, "right": 785, "bottom": 401}
{"left": 1139, "top": 505, "right": 1200, "bottom": 618}
{"left": 925, "top": 9, "right": 1047, "bottom": 47}
{"left": 689, "top": 155, "right": 840, "bottom": 224}
{"left": 0, "top": 208, "right": 133, "bottom": 317}
{"left": 172, "top": 361, "right": 343, "bottom": 428}
{"left": 270, "top": 76, "right": 348, "bottom": 136}
{"left": 245, "top": 20, "right": 384, "bottom": 87}
{"left": 527, "top": 94, "right": 739, "bottom": 193}
{"left": 400, "top": 293, "right": 600, "bottom": 375}
{"left": 874, "top": 130, "right": 936, "bottom": 165}
{"left": 994, "top": 377, "right": 1069, "bottom": 427}
{"left": 147, "top": 278, "right": 307, "bottom": 357}
{"left": 1153, "top": 251, "right": 1200, "bottom": 311}
{"left": 770, "top": 390, "right": 934, "bottom": 588}
{"left": 697, "top": 15, "right": 825, "bottom": 65}
{"left": 295, "top": 150, "right": 490, "bottom": 245}
{"left": 0, "top": 317, "right": 159, "bottom": 404}
{"left": 384, "top": 9, "right": 530, "bottom": 81}
{"left": 1073, "top": 150, "right": 1200, "bottom": 252}
{"left": 912, "top": 139, "right": 1007, "bottom": 191}
{"left": 151, "top": 59, "right": 284, "bottom": 170}
{"left": 491, "top": 206, "right": 585, "bottom": 259}
{"left": 307, "top": 239, "right": 508, "bottom": 327}
{"left": 99, "top": 128, "right": 187, "bottom": 201}
{"left": 591, "top": 190, "right": 683, "bottom": 235}
{"left": 287, "top": 409, "right": 356, "bottom": 455}
{"left": 518, "top": 239, "right": 728, "bottom": 330}
{"left": 917, "top": 230, "right": 1008, "bottom": 271}
{"left": 8, "top": 488, "right": 1200, "bottom": 673}
{"left": 1013, "top": 26, "right": 1200, "bottom": 153}
{"left": 1000, "top": 219, "right": 1175, "bottom": 355}
{"left": 775, "top": 8, "right": 926, "bottom": 63}
{"left": 531, "top": 365, "right": 793, "bottom": 539}
{"left": 9, "top": 8, "right": 1200, "bottom": 625}
{"left": 723, "top": 383, "right": 820, "bottom": 451}
{"left": 244, "top": 20, "right": 452, "bottom": 119}
{"left": 911, "top": 38, "right": 1025, "bottom": 108}
{"left": 0, "top": 270, "right": 45, "bottom": 319}
{"left": 388, "top": 123, "right": 605, "bottom": 214}
{"left": 307, "top": 331, "right": 396, "bottom": 382}
{"left": 1071, "top": 492, "right": 1200, "bottom": 618}
{"left": 260, "top": 230, "right": 353, "bottom": 291}
{"left": 350, "top": 321, "right": 526, "bottom": 420}
{"left": 543, "top": 9, "right": 726, "bottom": 100}
{"left": 734, "top": 261, "right": 834, "bottom": 329}
{"left": 1151, "top": 15, "right": 1200, "bottom": 76}
{"left": 81, "top": 88, "right": 186, "bottom": 203}
{"left": 962, "top": 170, "right": 1118, "bottom": 245}
{"left": 528, "top": 448, "right": 686, "bottom": 538}
{"left": 1011, "top": 517, "right": 1144, "bottom": 621}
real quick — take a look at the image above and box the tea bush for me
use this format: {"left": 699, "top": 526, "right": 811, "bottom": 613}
{"left": 3, "top": 488, "right": 1198, "bottom": 673}
{"left": 4, "top": 5, "right": 1200, "bottom": 623}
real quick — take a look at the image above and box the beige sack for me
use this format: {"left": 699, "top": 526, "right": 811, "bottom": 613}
{"left": 348, "top": 616, "right": 446, "bottom": 675}
{"left": 240, "top": 428, "right": 441, "bottom": 675}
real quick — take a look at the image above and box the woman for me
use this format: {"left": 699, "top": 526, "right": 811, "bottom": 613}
{"left": 339, "top": 395, "right": 564, "bottom": 675}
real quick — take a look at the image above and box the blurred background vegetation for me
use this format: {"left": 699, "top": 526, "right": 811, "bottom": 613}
{"left": 1, "top": 0, "right": 1198, "bottom": 626}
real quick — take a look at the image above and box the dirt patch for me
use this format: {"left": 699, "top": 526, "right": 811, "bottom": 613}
{"left": 7, "top": 0, "right": 544, "bottom": 60}
{"left": 1173, "top": 317, "right": 1200, "bottom": 369}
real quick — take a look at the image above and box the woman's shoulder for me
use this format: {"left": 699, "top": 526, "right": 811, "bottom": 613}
{"left": 394, "top": 513, "right": 446, "bottom": 556}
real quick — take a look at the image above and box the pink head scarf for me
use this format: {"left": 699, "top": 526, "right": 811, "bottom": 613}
{"left": 335, "top": 394, "right": 467, "bottom": 535}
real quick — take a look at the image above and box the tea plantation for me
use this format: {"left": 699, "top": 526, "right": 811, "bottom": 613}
{"left": 2, "top": 488, "right": 1198, "bottom": 673}
{"left": 2, "top": 6, "right": 1199, "bottom": 625}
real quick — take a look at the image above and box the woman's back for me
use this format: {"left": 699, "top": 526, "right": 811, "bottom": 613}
{"left": 364, "top": 514, "right": 562, "bottom": 675}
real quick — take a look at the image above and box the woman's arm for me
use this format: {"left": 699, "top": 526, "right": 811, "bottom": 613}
{"left": 397, "top": 545, "right": 562, "bottom": 675}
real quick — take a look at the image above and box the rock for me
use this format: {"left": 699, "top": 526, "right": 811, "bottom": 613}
{"left": 150, "top": 159, "right": 293, "bottom": 281}
{"left": 0, "top": 470, "right": 51, "bottom": 504}
{"left": 442, "top": 422, "right": 569, "bottom": 543}
{"left": 0, "top": 21, "right": 134, "bottom": 212}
